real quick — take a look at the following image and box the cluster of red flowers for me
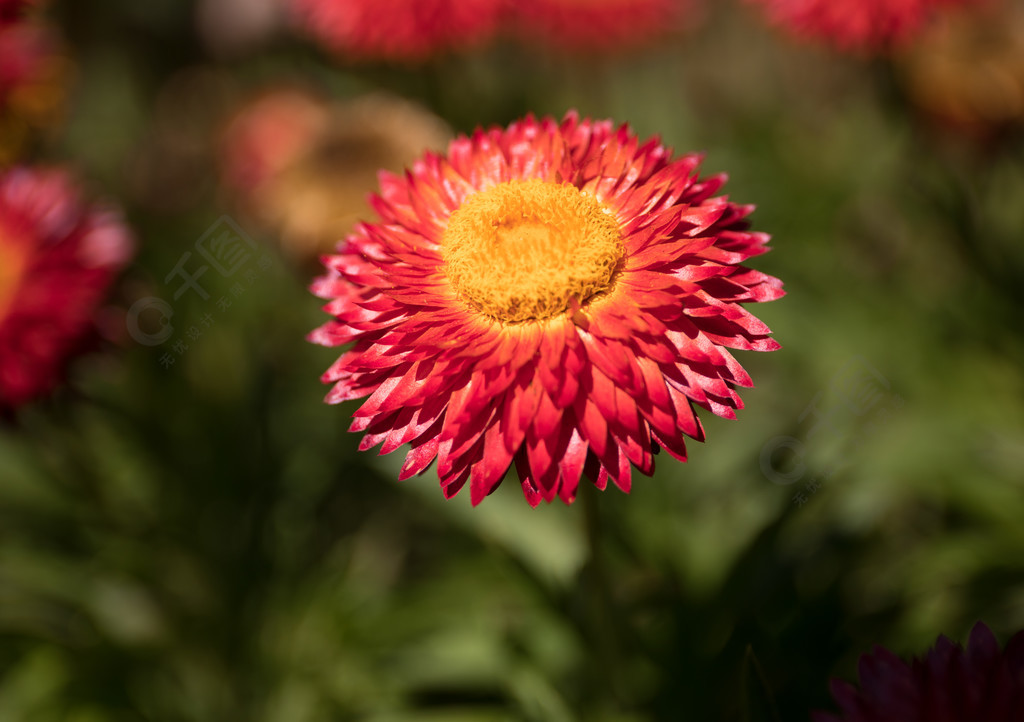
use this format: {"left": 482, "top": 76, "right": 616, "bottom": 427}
{"left": 291, "top": 0, "right": 504, "bottom": 62}
{"left": 290, "top": 0, "right": 692, "bottom": 61}
{"left": 292, "top": 0, "right": 998, "bottom": 61}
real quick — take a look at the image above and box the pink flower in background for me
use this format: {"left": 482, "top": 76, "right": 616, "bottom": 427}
{"left": 815, "top": 623, "right": 1024, "bottom": 722}
{"left": 218, "top": 88, "right": 452, "bottom": 264}
{"left": 0, "top": 167, "right": 133, "bottom": 408}
{"left": 218, "top": 87, "right": 329, "bottom": 194}
{"left": 747, "top": 0, "right": 989, "bottom": 53}
{"left": 290, "top": 0, "right": 503, "bottom": 62}
{"left": 310, "top": 112, "right": 782, "bottom": 506}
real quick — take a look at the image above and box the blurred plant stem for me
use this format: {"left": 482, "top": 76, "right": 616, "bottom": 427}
{"left": 580, "top": 483, "right": 628, "bottom": 712}
{"left": 740, "top": 645, "right": 782, "bottom": 722}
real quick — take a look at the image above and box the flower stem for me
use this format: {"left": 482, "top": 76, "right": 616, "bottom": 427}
{"left": 581, "top": 484, "right": 626, "bottom": 710}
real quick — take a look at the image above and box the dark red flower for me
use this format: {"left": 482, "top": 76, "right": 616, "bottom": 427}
{"left": 310, "top": 113, "right": 782, "bottom": 506}
{"left": 0, "top": 167, "right": 133, "bottom": 408}
{"left": 815, "top": 623, "right": 1024, "bottom": 722}
{"left": 0, "top": 0, "right": 36, "bottom": 26}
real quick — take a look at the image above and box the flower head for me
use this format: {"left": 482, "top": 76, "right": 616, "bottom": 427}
{"left": 0, "top": 20, "right": 67, "bottom": 164}
{"left": 290, "top": 0, "right": 503, "bottom": 62}
{"left": 218, "top": 87, "right": 329, "bottom": 196}
{"left": 510, "top": 0, "right": 692, "bottom": 52}
{"left": 0, "top": 167, "right": 133, "bottom": 408}
{"left": 0, "top": 0, "right": 37, "bottom": 26}
{"left": 310, "top": 113, "right": 782, "bottom": 506}
{"left": 899, "top": 2, "right": 1024, "bottom": 139}
{"left": 747, "top": 0, "right": 988, "bottom": 53}
{"left": 219, "top": 89, "right": 451, "bottom": 263}
{"left": 815, "top": 622, "right": 1024, "bottom": 722}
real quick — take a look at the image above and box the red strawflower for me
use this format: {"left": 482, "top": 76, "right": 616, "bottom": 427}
{"left": 510, "top": 0, "right": 692, "bottom": 51}
{"left": 290, "top": 0, "right": 503, "bottom": 62}
{"left": 0, "top": 167, "right": 133, "bottom": 408}
{"left": 815, "top": 623, "right": 1024, "bottom": 722}
{"left": 309, "top": 112, "right": 782, "bottom": 506}
{"left": 746, "top": 0, "right": 988, "bottom": 53}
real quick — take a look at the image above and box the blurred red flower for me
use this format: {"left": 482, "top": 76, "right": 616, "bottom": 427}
{"left": 0, "top": 0, "right": 36, "bottom": 26}
{"left": 747, "top": 0, "right": 989, "bottom": 53}
{"left": 0, "top": 167, "right": 133, "bottom": 408}
{"left": 510, "top": 0, "right": 693, "bottom": 51}
{"left": 0, "top": 21, "right": 55, "bottom": 105}
{"left": 899, "top": 2, "right": 1024, "bottom": 140}
{"left": 290, "top": 0, "right": 503, "bottom": 62}
{"left": 815, "top": 623, "right": 1024, "bottom": 722}
{"left": 218, "top": 86, "right": 329, "bottom": 195}
{"left": 310, "top": 112, "right": 782, "bottom": 506}
{"left": 218, "top": 88, "right": 451, "bottom": 264}
{"left": 0, "top": 19, "right": 67, "bottom": 164}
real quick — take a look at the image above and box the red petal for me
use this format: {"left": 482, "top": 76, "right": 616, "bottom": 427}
{"left": 514, "top": 451, "right": 543, "bottom": 507}
{"left": 586, "top": 365, "right": 619, "bottom": 429}
{"left": 307, "top": 320, "right": 359, "bottom": 347}
{"left": 516, "top": 376, "right": 544, "bottom": 437}
{"left": 443, "top": 466, "right": 471, "bottom": 500}
{"left": 650, "top": 427, "right": 688, "bottom": 462}
{"left": 557, "top": 427, "right": 588, "bottom": 504}
{"left": 533, "top": 390, "right": 563, "bottom": 441}
{"left": 353, "top": 364, "right": 416, "bottom": 417}
{"left": 574, "top": 393, "right": 608, "bottom": 458}
{"left": 469, "top": 421, "right": 514, "bottom": 505}
{"left": 665, "top": 381, "right": 705, "bottom": 441}
{"left": 399, "top": 432, "right": 441, "bottom": 480}
{"left": 526, "top": 432, "right": 560, "bottom": 500}
{"left": 443, "top": 404, "right": 496, "bottom": 471}
{"left": 325, "top": 377, "right": 372, "bottom": 405}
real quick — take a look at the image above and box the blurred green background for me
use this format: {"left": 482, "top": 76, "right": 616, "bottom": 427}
{"left": 3, "top": 1, "right": 1024, "bottom": 720}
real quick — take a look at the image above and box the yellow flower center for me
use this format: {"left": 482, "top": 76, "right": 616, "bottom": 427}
{"left": 442, "top": 180, "right": 624, "bottom": 323}
{"left": 0, "top": 223, "right": 30, "bottom": 322}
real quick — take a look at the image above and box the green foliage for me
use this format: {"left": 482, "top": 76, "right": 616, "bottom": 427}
{"left": 2, "top": 1, "right": 1024, "bottom": 720}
